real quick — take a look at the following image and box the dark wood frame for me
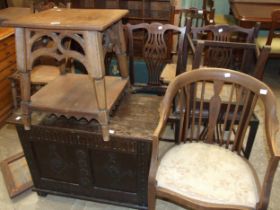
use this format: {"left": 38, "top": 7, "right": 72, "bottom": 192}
{"left": 0, "top": 152, "right": 33, "bottom": 198}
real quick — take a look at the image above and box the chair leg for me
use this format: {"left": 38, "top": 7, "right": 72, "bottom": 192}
{"left": 244, "top": 115, "right": 259, "bottom": 159}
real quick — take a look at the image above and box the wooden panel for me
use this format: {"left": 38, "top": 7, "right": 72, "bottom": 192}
{"left": 0, "top": 86, "right": 12, "bottom": 110}
{"left": 0, "top": 63, "right": 16, "bottom": 81}
{"left": 0, "top": 45, "right": 15, "bottom": 61}
{"left": 0, "top": 35, "right": 15, "bottom": 50}
{"left": 0, "top": 54, "right": 16, "bottom": 71}
{"left": 0, "top": 106, "right": 12, "bottom": 127}
{"left": 0, "top": 31, "right": 15, "bottom": 127}
{"left": 0, "top": 152, "right": 33, "bottom": 198}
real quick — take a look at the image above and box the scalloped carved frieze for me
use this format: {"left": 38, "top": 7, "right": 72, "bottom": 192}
{"left": 27, "top": 127, "right": 137, "bottom": 154}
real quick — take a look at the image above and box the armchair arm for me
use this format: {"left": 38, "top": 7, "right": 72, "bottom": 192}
{"left": 148, "top": 97, "right": 172, "bottom": 185}
{"left": 148, "top": 112, "right": 168, "bottom": 207}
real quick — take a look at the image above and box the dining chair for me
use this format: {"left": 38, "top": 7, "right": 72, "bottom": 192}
{"left": 8, "top": 1, "right": 72, "bottom": 109}
{"left": 192, "top": 40, "right": 270, "bottom": 79}
{"left": 256, "top": 9, "right": 280, "bottom": 64}
{"left": 148, "top": 68, "right": 280, "bottom": 210}
{"left": 160, "top": 23, "right": 260, "bottom": 85}
{"left": 191, "top": 23, "right": 259, "bottom": 43}
{"left": 174, "top": 7, "right": 215, "bottom": 28}
{"left": 187, "top": 40, "right": 270, "bottom": 157}
{"left": 33, "top": 0, "right": 70, "bottom": 12}
{"left": 160, "top": 4, "right": 215, "bottom": 84}
{"left": 125, "top": 22, "right": 189, "bottom": 94}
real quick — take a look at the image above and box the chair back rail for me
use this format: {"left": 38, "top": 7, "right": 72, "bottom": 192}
{"left": 191, "top": 24, "right": 259, "bottom": 42}
{"left": 192, "top": 40, "right": 270, "bottom": 80}
{"left": 174, "top": 7, "right": 215, "bottom": 28}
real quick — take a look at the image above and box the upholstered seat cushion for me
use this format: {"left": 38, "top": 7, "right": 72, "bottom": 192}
{"left": 257, "top": 36, "right": 280, "bottom": 54}
{"left": 156, "top": 143, "right": 259, "bottom": 208}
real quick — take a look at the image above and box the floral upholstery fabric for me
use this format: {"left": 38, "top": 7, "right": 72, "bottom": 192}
{"left": 156, "top": 142, "right": 259, "bottom": 208}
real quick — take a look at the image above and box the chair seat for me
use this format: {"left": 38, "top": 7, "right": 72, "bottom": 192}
{"left": 160, "top": 64, "right": 177, "bottom": 84}
{"left": 257, "top": 36, "right": 280, "bottom": 54}
{"left": 156, "top": 142, "right": 259, "bottom": 208}
{"left": 160, "top": 63, "right": 192, "bottom": 84}
{"left": 31, "top": 65, "right": 61, "bottom": 85}
{"left": 214, "top": 15, "right": 236, "bottom": 25}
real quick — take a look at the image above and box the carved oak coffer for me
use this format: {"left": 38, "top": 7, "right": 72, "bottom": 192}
{"left": 10, "top": 94, "right": 161, "bottom": 210}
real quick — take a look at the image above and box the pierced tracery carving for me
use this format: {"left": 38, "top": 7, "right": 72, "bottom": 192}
{"left": 26, "top": 29, "right": 87, "bottom": 71}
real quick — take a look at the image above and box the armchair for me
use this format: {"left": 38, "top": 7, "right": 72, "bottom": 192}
{"left": 148, "top": 68, "right": 280, "bottom": 210}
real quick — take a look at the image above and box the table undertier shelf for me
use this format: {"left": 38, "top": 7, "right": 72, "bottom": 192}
{"left": 31, "top": 74, "right": 128, "bottom": 120}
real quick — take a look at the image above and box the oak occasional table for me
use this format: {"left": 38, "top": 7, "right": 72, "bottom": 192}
{"left": 229, "top": 0, "right": 280, "bottom": 29}
{"left": 8, "top": 94, "right": 161, "bottom": 210}
{"left": 2, "top": 8, "right": 129, "bottom": 141}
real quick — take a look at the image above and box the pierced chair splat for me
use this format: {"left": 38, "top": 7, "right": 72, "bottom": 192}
{"left": 126, "top": 22, "right": 187, "bottom": 94}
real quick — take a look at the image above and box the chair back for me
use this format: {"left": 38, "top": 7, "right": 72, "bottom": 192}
{"left": 126, "top": 22, "right": 188, "bottom": 86}
{"left": 33, "top": 1, "right": 70, "bottom": 12}
{"left": 174, "top": 7, "right": 215, "bottom": 28}
{"left": 266, "top": 9, "right": 280, "bottom": 45}
{"left": 158, "top": 68, "right": 278, "bottom": 154}
{"left": 191, "top": 24, "right": 258, "bottom": 42}
{"left": 192, "top": 40, "right": 270, "bottom": 79}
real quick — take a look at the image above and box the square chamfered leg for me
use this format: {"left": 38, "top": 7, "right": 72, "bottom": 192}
{"left": 15, "top": 28, "right": 31, "bottom": 130}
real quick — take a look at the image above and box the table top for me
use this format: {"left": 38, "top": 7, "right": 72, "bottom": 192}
{"left": 8, "top": 94, "right": 162, "bottom": 141}
{"left": 230, "top": 0, "right": 280, "bottom": 28}
{"left": 230, "top": 0, "right": 280, "bottom": 22}
{"left": 0, "top": 7, "right": 32, "bottom": 23}
{"left": 230, "top": 0, "right": 280, "bottom": 3}
{"left": 2, "top": 8, "right": 129, "bottom": 31}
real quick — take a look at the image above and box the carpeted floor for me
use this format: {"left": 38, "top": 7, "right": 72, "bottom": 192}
{"left": 0, "top": 62, "right": 280, "bottom": 210}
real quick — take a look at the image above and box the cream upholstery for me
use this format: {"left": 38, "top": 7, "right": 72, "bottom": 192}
{"left": 156, "top": 142, "right": 259, "bottom": 208}
{"left": 257, "top": 36, "right": 280, "bottom": 54}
